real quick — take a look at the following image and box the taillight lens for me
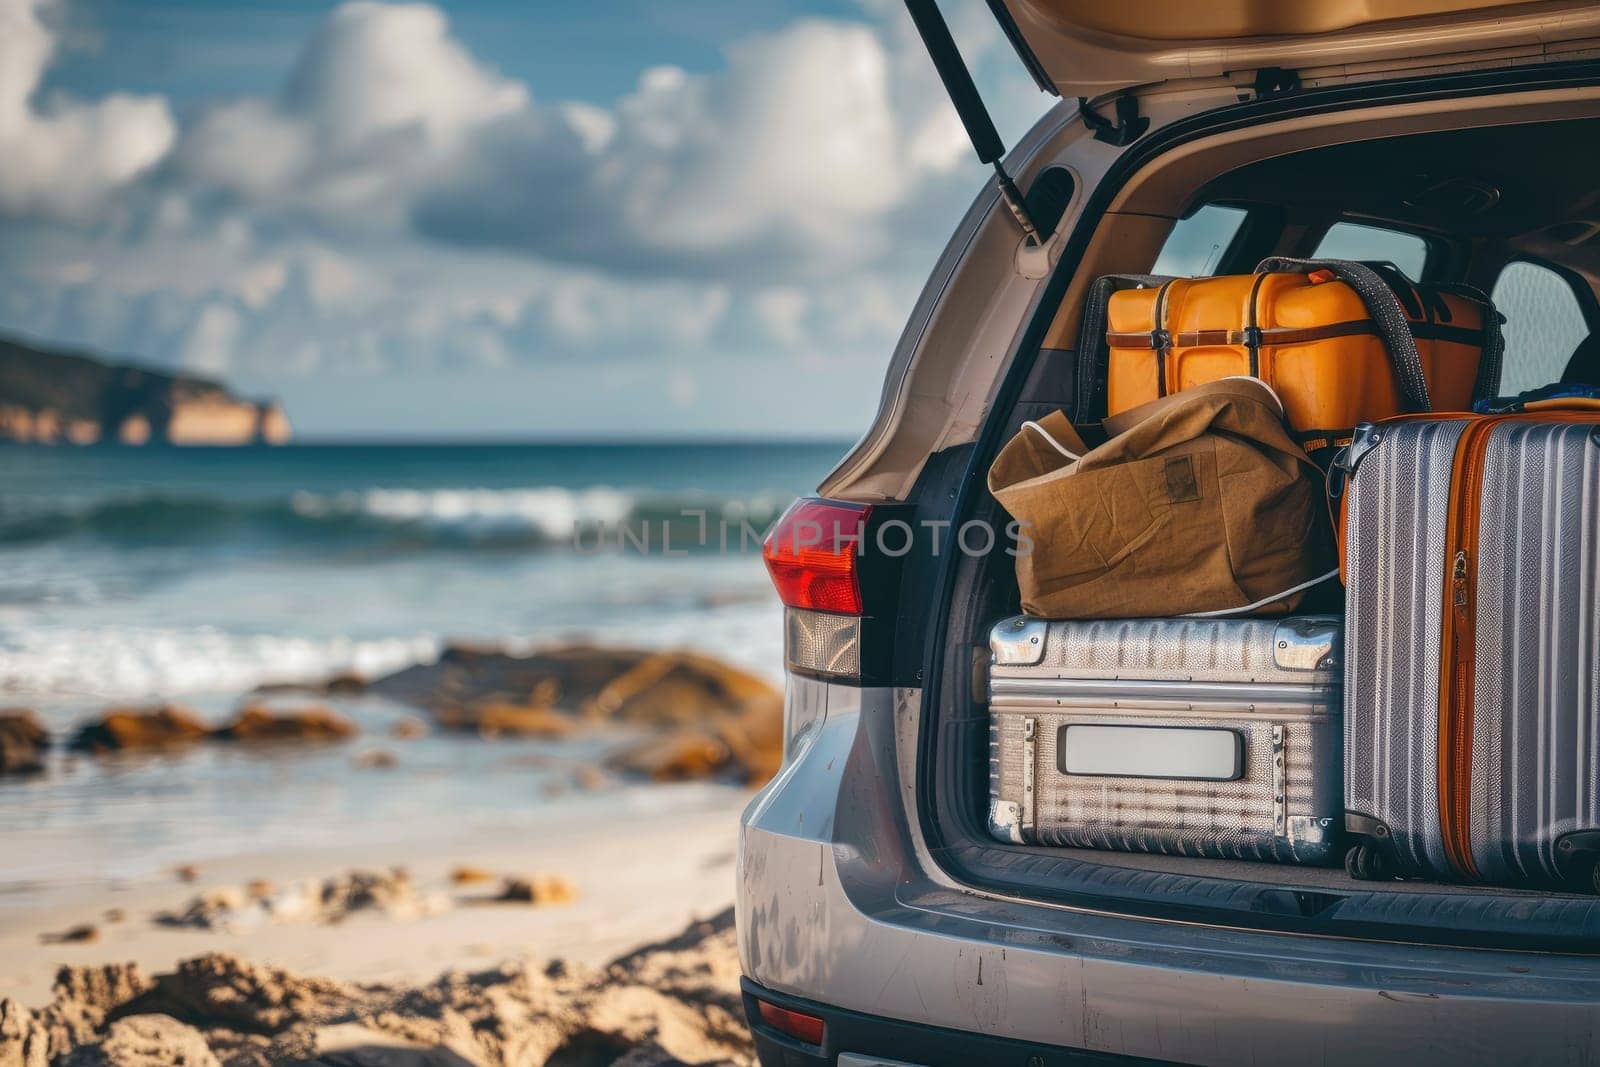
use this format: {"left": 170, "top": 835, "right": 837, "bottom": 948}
{"left": 755, "top": 998, "right": 826, "bottom": 1046}
{"left": 762, "top": 499, "right": 871, "bottom": 615}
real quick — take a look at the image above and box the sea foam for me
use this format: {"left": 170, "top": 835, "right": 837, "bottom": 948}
{"left": 0, "top": 626, "right": 442, "bottom": 707}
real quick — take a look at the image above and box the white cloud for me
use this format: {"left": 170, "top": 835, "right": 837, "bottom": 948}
{"left": 303, "top": 250, "right": 370, "bottom": 308}
{"left": 282, "top": 1, "right": 525, "bottom": 144}
{"left": 178, "top": 302, "right": 243, "bottom": 376}
{"left": 180, "top": 100, "right": 312, "bottom": 201}
{"left": 536, "top": 273, "right": 730, "bottom": 348}
{"left": 559, "top": 102, "right": 616, "bottom": 154}
{"left": 236, "top": 260, "right": 288, "bottom": 310}
{"left": 413, "top": 16, "right": 977, "bottom": 279}
{"left": 0, "top": 0, "right": 176, "bottom": 221}
{"left": 609, "top": 20, "right": 908, "bottom": 258}
{"left": 177, "top": 0, "right": 526, "bottom": 222}
{"left": 755, "top": 288, "right": 810, "bottom": 347}
{"left": 817, "top": 276, "right": 913, "bottom": 342}
{"left": 0, "top": 0, "right": 1048, "bottom": 435}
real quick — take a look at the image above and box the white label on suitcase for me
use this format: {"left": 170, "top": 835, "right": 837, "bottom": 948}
{"left": 1060, "top": 724, "right": 1243, "bottom": 780}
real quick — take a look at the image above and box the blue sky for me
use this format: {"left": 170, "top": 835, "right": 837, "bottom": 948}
{"left": 45, "top": 1, "right": 869, "bottom": 107}
{"left": 1, "top": 0, "right": 1048, "bottom": 438}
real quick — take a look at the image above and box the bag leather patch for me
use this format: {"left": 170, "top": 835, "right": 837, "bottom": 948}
{"left": 1164, "top": 456, "right": 1200, "bottom": 503}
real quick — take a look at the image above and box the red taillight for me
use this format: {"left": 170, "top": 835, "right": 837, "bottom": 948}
{"left": 755, "top": 998, "right": 826, "bottom": 1046}
{"left": 762, "top": 499, "right": 871, "bottom": 614}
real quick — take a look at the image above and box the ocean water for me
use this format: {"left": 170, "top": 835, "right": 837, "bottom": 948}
{"left": 0, "top": 441, "right": 845, "bottom": 898}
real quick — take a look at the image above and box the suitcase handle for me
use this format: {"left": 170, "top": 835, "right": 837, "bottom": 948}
{"left": 1255, "top": 257, "right": 1434, "bottom": 413}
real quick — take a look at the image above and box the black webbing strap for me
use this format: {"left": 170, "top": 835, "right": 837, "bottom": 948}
{"left": 1150, "top": 280, "right": 1177, "bottom": 397}
{"left": 1350, "top": 260, "right": 1505, "bottom": 403}
{"left": 1363, "top": 261, "right": 1425, "bottom": 319}
{"left": 1243, "top": 272, "right": 1268, "bottom": 377}
{"left": 1440, "top": 280, "right": 1505, "bottom": 402}
{"left": 1073, "top": 273, "right": 1172, "bottom": 422}
{"left": 1255, "top": 257, "right": 1433, "bottom": 412}
{"left": 1363, "top": 261, "right": 1507, "bottom": 403}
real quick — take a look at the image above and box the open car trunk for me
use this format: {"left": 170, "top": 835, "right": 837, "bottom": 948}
{"left": 993, "top": 0, "right": 1600, "bottom": 98}
{"left": 919, "top": 94, "right": 1600, "bottom": 953}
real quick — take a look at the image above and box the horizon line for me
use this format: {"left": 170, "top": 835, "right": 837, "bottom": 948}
{"left": 283, "top": 433, "right": 859, "bottom": 447}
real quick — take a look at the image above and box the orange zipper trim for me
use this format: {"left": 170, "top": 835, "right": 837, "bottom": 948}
{"left": 1436, "top": 418, "right": 1493, "bottom": 880}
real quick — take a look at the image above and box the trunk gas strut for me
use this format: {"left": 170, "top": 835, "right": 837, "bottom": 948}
{"left": 903, "top": 0, "right": 1045, "bottom": 246}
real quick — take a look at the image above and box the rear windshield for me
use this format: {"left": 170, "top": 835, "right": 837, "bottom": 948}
{"left": 1312, "top": 222, "right": 1428, "bottom": 279}
{"left": 1152, "top": 205, "right": 1247, "bottom": 277}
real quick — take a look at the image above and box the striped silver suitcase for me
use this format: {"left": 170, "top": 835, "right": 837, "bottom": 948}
{"left": 987, "top": 615, "right": 1343, "bottom": 864}
{"left": 1340, "top": 413, "right": 1600, "bottom": 889}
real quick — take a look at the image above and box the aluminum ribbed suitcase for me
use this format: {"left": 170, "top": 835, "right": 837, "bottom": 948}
{"left": 1341, "top": 413, "right": 1600, "bottom": 889}
{"left": 987, "top": 615, "right": 1343, "bottom": 864}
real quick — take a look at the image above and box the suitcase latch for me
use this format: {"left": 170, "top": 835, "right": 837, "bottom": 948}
{"left": 1021, "top": 717, "right": 1037, "bottom": 837}
{"left": 991, "top": 617, "right": 1048, "bottom": 666}
{"left": 1271, "top": 724, "right": 1288, "bottom": 838}
{"left": 1272, "top": 618, "right": 1340, "bottom": 671}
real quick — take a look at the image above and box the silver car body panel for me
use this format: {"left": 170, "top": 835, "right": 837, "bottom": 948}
{"left": 738, "top": 678, "right": 1600, "bottom": 1064}
{"left": 1001, "top": 0, "right": 1600, "bottom": 100}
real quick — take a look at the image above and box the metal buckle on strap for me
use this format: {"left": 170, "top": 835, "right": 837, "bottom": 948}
{"left": 1149, "top": 328, "right": 1172, "bottom": 351}
{"left": 1239, "top": 325, "right": 1263, "bottom": 349}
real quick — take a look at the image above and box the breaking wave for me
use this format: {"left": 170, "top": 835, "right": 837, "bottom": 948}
{"left": 0, "top": 487, "right": 792, "bottom": 551}
{"left": 0, "top": 627, "right": 444, "bottom": 705}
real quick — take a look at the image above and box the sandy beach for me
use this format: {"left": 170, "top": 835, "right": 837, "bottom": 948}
{"left": 0, "top": 793, "right": 754, "bottom": 1064}
{"left": 0, "top": 442, "right": 819, "bottom": 1064}
{"left": 0, "top": 639, "right": 778, "bottom": 1063}
{"left": 0, "top": 794, "right": 748, "bottom": 1003}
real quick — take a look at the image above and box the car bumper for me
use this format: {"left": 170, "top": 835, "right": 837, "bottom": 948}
{"left": 742, "top": 976, "right": 1168, "bottom": 1067}
{"left": 738, "top": 680, "right": 1600, "bottom": 1066}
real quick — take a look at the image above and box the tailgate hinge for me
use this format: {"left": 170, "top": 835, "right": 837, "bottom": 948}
{"left": 1245, "top": 67, "right": 1301, "bottom": 101}
{"left": 1076, "top": 93, "right": 1147, "bottom": 147}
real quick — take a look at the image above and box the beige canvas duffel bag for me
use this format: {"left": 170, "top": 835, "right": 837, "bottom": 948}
{"left": 988, "top": 377, "right": 1335, "bottom": 620}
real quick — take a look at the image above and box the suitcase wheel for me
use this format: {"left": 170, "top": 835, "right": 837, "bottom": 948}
{"left": 1344, "top": 841, "right": 1391, "bottom": 881}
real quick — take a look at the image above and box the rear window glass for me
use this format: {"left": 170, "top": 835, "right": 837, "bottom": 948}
{"left": 1153, "top": 205, "right": 1247, "bottom": 277}
{"left": 1491, "top": 261, "right": 1591, "bottom": 393}
{"left": 1313, "top": 222, "right": 1428, "bottom": 280}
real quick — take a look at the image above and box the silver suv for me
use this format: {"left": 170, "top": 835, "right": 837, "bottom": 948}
{"left": 736, "top": 2, "right": 1600, "bottom": 1065}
